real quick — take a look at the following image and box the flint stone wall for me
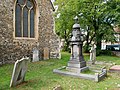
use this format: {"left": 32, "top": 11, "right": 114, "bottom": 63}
{"left": 0, "top": 0, "right": 60, "bottom": 64}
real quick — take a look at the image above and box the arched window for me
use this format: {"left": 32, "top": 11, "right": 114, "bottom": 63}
{"left": 15, "top": 0, "right": 35, "bottom": 38}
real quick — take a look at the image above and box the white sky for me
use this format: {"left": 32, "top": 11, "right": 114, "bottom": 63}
{"left": 51, "top": 0, "right": 55, "bottom": 3}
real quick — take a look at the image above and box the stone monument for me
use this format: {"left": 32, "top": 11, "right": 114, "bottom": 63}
{"left": 10, "top": 57, "right": 29, "bottom": 87}
{"left": 66, "top": 16, "right": 89, "bottom": 73}
{"left": 32, "top": 48, "right": 39, "bottom": 62}
{"left": 53, "top": 16, "right": 107, "bottom": 82}
{"left": 90, "top": 42, "right": 96, "bottom": 64}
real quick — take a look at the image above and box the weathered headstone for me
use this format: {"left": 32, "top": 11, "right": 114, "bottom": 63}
{"left": 32, "top": 48, "right": 39, "bottom": 62}
{"left": 90, "top": 42, "right": 96, "bottom": 64}
{"left": 50, "top": 51, "right": 61, "bottom": 59}
{"left": 44, "top": 47, "right": 49, "bottom": 60}
{"left": 10, "top": 57, "right": 29, "bottom": 87}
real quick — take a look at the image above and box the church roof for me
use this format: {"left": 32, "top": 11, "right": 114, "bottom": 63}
{"left": 50, "top": 0, "right": 55, "bottom": 11}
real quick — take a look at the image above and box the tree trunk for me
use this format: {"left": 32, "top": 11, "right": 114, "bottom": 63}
{"left": 64, "top": 31, "right": 70, "bottom": 51}
{"left": 84, "top": 26, "right": 90, "bottom": 53}
{"left": 96, "top": 35, "right": 102, "bottom": 56}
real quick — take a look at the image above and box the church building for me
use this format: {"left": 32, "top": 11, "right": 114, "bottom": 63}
{"left": 0, "top": 0, "right": 60, "bottom": 64}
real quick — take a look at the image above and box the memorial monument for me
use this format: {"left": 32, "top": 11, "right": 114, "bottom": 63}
{"left": 53, "top": 16, "right": 107, "bottom": 82}
{"left": 66, "top": 16, "right": 89, "bottom": 73}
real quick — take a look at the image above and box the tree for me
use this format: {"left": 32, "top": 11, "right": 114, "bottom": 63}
{"left": 54, "top": 0, "right": 120, "bottom": 53}
{"left": 77, "top": 0, "right": 119, "bottom": 53}
{"left": 54, "top": 0, "right": 76, "bottom": 51}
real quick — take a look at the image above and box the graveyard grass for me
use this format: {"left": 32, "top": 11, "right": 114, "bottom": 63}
{"left": 0, "top": 52, "right": 120, "bottom": 90}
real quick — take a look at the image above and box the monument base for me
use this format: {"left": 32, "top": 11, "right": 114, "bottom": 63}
{"left": 88, "top": 61, "right": 96, "bottom": 65}
{"left": 67, "top": 60, "right": 89, "bottom": 73}
{"left": 66, "top": 66, "right": 89, "bottom": 73}
{"left": 53, "top": 66, "right": 107, "bottom": 82}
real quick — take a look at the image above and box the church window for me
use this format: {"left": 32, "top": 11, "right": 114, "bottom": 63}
{"left": 15, "top": 0, "right": 35, "bottom": 38}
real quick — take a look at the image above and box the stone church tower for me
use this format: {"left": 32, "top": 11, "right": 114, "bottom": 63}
{"left": 0, "top": 0, "right": 60, "bottom": 63}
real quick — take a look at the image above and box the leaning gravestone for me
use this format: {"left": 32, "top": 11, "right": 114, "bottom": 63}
{"left": 44, "top": 47, "right": 50, "bottom": 60}
{"left": 32, "top": 48, "right": 39, "bottom": 62}
{"left": 10, "top": 57, "right": 29, "bottom": 87}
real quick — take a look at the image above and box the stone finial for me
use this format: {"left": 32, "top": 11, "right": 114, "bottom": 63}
{"left": 74, "top": 16, "right": 79, "bottom": 23}
{"left": 73, "top": 16, "right": 80, "bottom": 28}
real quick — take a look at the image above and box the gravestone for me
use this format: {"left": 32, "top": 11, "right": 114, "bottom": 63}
{"left": 109, "top": 65, "right": 120, "bottom": 72}
{"left": 90, "top": 42, "right": 96, "bottom": 64}
{"left": 10, "top": 57, "right": 29, "bottom": 87}
{"left": 50, "top": 51, "right": 61, "bottom": 59}
{"left": 32, "top": 48, "right": 39, "bottom": 62}
{"left": 44, "top": 47, "right": 49, "bottom": 60}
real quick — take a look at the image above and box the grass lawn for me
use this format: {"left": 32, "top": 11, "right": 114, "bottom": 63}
{"left": 0, "top": 52, "right": 120, "bottom": 90}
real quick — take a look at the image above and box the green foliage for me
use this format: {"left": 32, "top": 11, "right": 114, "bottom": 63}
{"left": 54, "top": 0, "right": 120, "bottom": 52}
{"left": 96, "top": 49, "right": 113, "bottom": 56}
{"left": 83, "top": 44, "right": 91, "bottom": 53}
{"left": 100, "top": 50, "right": 114, "bottom": 56}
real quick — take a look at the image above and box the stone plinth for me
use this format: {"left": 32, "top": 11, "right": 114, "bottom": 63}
{"left": 67, "top": 60, "right": 88, "bottom": 73}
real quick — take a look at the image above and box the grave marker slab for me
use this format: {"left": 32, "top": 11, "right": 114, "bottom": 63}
{"left": 10, "top": 57, "right": 29, "bottom": 87}
{"left": 33, "top": 48, "right": 39, "bottom": 62}
{"left": 44, "top": 47, "right": 49, "bottom": 60}
{"left": 109, "top": 65, "right": 120, "bottom": 72}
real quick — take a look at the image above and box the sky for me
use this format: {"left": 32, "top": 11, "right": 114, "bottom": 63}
{"left": 51, "top": 0, "right": 55, "bottom": 3}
